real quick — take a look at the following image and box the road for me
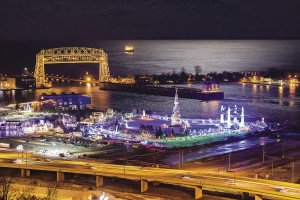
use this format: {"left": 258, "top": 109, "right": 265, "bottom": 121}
{"left": 1, "top": 150, "right": 300, "bottom": 200}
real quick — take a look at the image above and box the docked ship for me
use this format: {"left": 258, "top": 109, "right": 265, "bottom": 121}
{"left": 99, "top": 82, "right": 224, "bottom": 101}
{"left": 125, "top": 45, "right": 134, "bottom": 53}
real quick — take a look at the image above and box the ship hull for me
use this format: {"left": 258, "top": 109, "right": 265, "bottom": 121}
{"left": 99, "top": 83, "right": 224, "bottom": 101}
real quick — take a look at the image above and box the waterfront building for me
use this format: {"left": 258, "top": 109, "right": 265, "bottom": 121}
{"left": 171, "top": 89, "right": 181, "bottom": 126}
{"left": 16, "top": 76, "right": 36, "bottom": 89}
{"left": 0, "top": 120, "right": 22, "bottom": 137}
{"left": 0, "top": 76, "right": 16, "bottom": 89}
{"left": 15, "top": 67, "right": 36, "bottom": 89}
{"left": 39, "top": 93, "right": 91, "bottom": 110}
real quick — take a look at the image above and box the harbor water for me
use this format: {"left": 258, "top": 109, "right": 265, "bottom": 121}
{"left": 1, "top": 82, "right": 299, "bottom": 126}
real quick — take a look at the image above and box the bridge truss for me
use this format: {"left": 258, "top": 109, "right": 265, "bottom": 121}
{"left": 34, "top": 47, "right": 110, "bottom": 87}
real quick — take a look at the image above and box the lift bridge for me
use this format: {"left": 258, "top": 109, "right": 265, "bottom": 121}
{"left": 34, "top": 47, "right": 110, "bottom": 88}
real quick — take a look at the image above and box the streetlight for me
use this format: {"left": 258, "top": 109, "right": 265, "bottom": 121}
{"left": 233, "top": 171, "right": 236, "bottom": 185}
{"left": 228, "top": 153, "right": 231, "bottom": 170}
{"left": 262, "top": 145, "right": 265, "bottom": 163}
{"left": 282, "top": 138, "right": 285, "bottom": 158}
{"left": 178, "top": 151, "right": 181, "bottom": 169}
{"left": 290, "top": 158, "right": 295, "bottom": 183}
{"left": 43, "top": 142, "right": 46, "bottom": 160}
{"left": 178, "top": 150, "right": 183, "bottom": 169}
{"left": 25, "top": 148, "right": 28, "bottom": 165}
{"left": 271, "top": 161, "right": 274, "bottom": 178}
{"left": 181, "top": 150, "right": 184, "bottom": 165}
{"left": 124, "top": 159, "right": 126, "bottom": 174}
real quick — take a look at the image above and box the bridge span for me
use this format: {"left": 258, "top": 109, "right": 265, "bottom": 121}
{"left": 34, "top": 47, "right": 110, "bottom": 88}
{"left": 0, "top": 159, "right": 299, "bottom": 200}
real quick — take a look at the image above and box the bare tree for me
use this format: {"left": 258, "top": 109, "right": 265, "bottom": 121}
{"left": 194, "top": 65, "right": 202, "bottom": 76}
{"left": 45, "top": 184, "right": 58, "bottom": 200}
{"left": 171, "top": 68, "right": 177, "bottom": 75}
{"left": 0, "top": 176, "right": 12, "bottom": 200}
{"left": 15, "top": 186, "right": 39, "bottom": 200}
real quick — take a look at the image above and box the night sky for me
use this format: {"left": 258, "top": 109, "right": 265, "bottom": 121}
{"left": 1, "top": 0, "right": 300, "bottom": 75}
{"left": 1, "top": 0, "right": 300, "bottom": 40}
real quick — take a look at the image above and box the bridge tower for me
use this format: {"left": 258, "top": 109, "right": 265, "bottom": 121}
{"left": 34, "top": 47, "right": 110, "bottom": 88}
{"left": 99, "top": 52, "right": 110, "bottom": 83}
{"left": 34, "top": 50, "right": 46, "bottom": 88}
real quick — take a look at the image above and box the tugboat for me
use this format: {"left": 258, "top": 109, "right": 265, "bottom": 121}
{"left": 268, "top": 120, "right": 289, "bottom": 139}
{"left": 125, "top": 45, "right": 134, "bottom": 53}
{"left": 270, "top": 120, "right": 289, "bottom": 132}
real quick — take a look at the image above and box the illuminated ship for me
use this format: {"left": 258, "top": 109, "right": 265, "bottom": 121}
{"left": 125, "top": 45, "right": 134, "bottom": 53}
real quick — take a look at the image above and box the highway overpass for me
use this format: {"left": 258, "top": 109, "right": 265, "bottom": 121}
{"left": 0, "top": 157, "right": 300, "bottom": 200}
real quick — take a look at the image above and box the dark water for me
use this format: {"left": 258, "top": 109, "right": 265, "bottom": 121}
{"left": 2, "top": 84, "right": 297, "bottom": 165}
{"left": 1, "top": 40, "right": 300, "bottom": 76}
{"left": 1, "top": 82, "right": 299, "bottom": 126}
{"left": 1, "top": 40, "right": 300, "bottom": 124}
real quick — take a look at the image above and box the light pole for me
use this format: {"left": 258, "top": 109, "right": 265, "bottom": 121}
{"left": 178, "top": 151, "right": 181, "bottom": 169}
{"left": 262, "top": 145, "right": 265, "bottom": 163}
{"left": 178, "top": 150, "right": 184, "bottom": 169}
{"left": 234, "top": 171, "right": 236, "bottom": 185}
{"left": 291, "top": 161, "right": 295, "bottom": 183}
{"left": 25, "top": 149, "right": 27, "bottom": 165}
{"left": 124, "top": 159, "right": 126, "bottom": 174}
{"left": 228, "top": 153, "right": 231, "bottom": 170}
{"left": 181, "top": 150, "right": 184, "bottom": 166}
{"left": 282, "top": 138, "right": 285, "bottom": 158}
{"left": 43, "top": 141, "right": 46, "bottom": 160}
{"left": 271, "top": 161, "right": 274, "bottom": 178}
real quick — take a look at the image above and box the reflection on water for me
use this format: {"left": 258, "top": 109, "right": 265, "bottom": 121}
{"left": 0, "top": 83, "right": 299, "bottom": 125}
{"left": 252, "top": 84, "right": 257, "bottom": 97}
{"left": 242, "top": 83, "right": 246, "bottom": 89}
{"left": 289, "top": 84, "right": 296, "bottom": 95}
{"left": 289, "top": 84, "right": 296, "bottom": 107}
{"left": 278, "top": 86, "right": 284, "bottom": 106}
{"left": 206, "top": 100, "right": 220, "bottom": 116}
